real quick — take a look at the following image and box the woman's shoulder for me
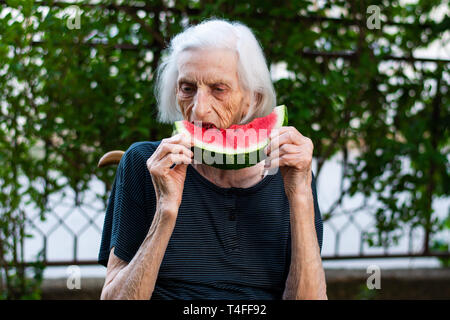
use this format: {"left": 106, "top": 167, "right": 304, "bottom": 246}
{"left": 115, "top": 141, "right": 162, "bottom": 172}
{"left": 128, "top": 140, "right": 162, "bottom": 153}
{"left": 125, "top": 140, "right": 162, "bottom": 159}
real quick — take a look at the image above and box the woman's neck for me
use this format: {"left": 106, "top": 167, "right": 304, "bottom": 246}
{"left": 191, "top": 161, "right": 268, "bottom": 189}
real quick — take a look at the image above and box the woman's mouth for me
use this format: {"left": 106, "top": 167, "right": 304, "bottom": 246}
{"left": 191, "top": 121, "right": 218, "bottom": 130}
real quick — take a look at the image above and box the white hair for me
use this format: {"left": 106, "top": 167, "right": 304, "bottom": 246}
{"left": 154, "top": 18, "right": 276, "bottom": 124}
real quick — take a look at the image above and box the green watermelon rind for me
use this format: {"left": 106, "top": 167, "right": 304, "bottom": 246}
{"left": 173, "top": 105, "right": 288, "bottom": 170}
{"left": 191, "top": 148, "right": 267, "bottom": 170}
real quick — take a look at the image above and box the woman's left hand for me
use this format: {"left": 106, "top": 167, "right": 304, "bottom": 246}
{"left": 264, "top": 126, "right": 314, "bottom": 199}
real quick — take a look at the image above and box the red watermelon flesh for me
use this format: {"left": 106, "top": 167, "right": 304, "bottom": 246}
{"left": 175, "top": 105, "right": 287, "bottom": 153}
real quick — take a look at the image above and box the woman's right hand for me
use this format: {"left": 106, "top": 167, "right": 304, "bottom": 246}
{"left": 146, "top": 133, "right": 194, "bottom": 217}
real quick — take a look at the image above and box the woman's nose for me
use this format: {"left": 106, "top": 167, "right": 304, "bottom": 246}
{"left": 192, "top": 88, "right": 212, "bottom": 119}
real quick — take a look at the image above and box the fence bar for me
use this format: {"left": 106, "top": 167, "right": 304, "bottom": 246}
{"left": 26, "top": 41, "right": 450, "bottom": 64}
{"left": 17, "top": 252, "right": 450, "bottom": 267}
{"left": 322, "top": 252, "right": 450, "bottom": 260}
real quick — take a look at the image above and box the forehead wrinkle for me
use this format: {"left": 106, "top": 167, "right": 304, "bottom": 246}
{"left": 177, "top": 49, "right": 238, "bottom": 87}
{"left": 178, "top": 72, "right": 234, "bottom": 87}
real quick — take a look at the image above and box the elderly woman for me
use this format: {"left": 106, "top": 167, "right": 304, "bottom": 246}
{"left": 98, "top": 19, "right": 327, "bottom": 300}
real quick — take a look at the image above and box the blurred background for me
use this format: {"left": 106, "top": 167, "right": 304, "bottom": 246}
{"left": 0, "top": 0, "right": 448, "bottom": 299}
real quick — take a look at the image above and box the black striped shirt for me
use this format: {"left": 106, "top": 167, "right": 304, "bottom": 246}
{"left": 98, "top": 141, "right": 323, "bottom": 299}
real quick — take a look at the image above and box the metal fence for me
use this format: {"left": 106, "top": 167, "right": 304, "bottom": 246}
{"left": 22, "top": 165, "right": 449, "bottom": 267}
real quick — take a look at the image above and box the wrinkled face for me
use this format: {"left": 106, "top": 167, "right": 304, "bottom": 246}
{"left": 176, "top": 48, "right": 251, "bottom": 129}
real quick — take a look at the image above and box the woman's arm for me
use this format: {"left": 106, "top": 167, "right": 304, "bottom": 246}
{"left": 100, "top": 134, "right": 193, "bottom": 300}
{"left": 100, "top": 207, "right": 176, "bottom": 300}
{"left": 282, "top": 183, "right": 327, "bottom": 300}
{"left": 263, "top": 126, "right": 327, "bottom": 300}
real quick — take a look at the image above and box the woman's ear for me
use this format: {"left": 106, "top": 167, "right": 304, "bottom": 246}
{"left": 241, "top": 92, "right": 263, "bottom": 120}
{"left": 254, "top": 92, "right": 263, "bottom": 109}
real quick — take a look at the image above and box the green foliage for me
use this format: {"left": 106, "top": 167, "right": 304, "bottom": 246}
{"left": 0, "top": 0, "right": 448, "bottom": 298}
{"left": 431, "top": 213, "right": 450, "bottom": 267}
{"left": 354, "top": 283, "right": 379, "bottom": 300}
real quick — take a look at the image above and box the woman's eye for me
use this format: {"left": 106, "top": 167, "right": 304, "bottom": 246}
{"left": 181, "top": 85, "right": 194, "bottom": 94}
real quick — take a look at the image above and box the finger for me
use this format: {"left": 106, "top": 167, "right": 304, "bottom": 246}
{"left": 154, "top": 143, "right": 193, "bottom": 162}
{"left": 151, "top": 133, "right": 194, "bottom": 161}
{"left": 264, "top": 154, "right": 295, "bottom": 170}
{"left": 269, "top": 126, "right": 304, "bottom": 140}
{"left": 265, "top": 149, "right": 312, "bottom": 171}
{"left": 265, "top": 130, "right": 300, "bottom": 155}
{"left": 264, "top": 156, "right": 280, "bottom": 170}
{"left": 266, "top": 143, "right": 302, "bottom": 159}
{"left": 158, "top": 153, "right": 193, "bottom": 170}
{"left": 166, "top": 133, "right": 195, "bottom": 148}
{"left": 269, "top": 126, "right": 291, "bottom": 138}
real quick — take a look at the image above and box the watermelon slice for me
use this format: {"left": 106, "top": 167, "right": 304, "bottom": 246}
{"left": 173, "top": 105, "right": 288, "bottom": 170}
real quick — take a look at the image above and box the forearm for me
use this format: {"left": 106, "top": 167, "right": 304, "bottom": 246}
{"left": 101, "top": 207, "right": 176, "bottom": 300}
{"left": 282, "top": 188, "right": 327, "bottom": 300}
